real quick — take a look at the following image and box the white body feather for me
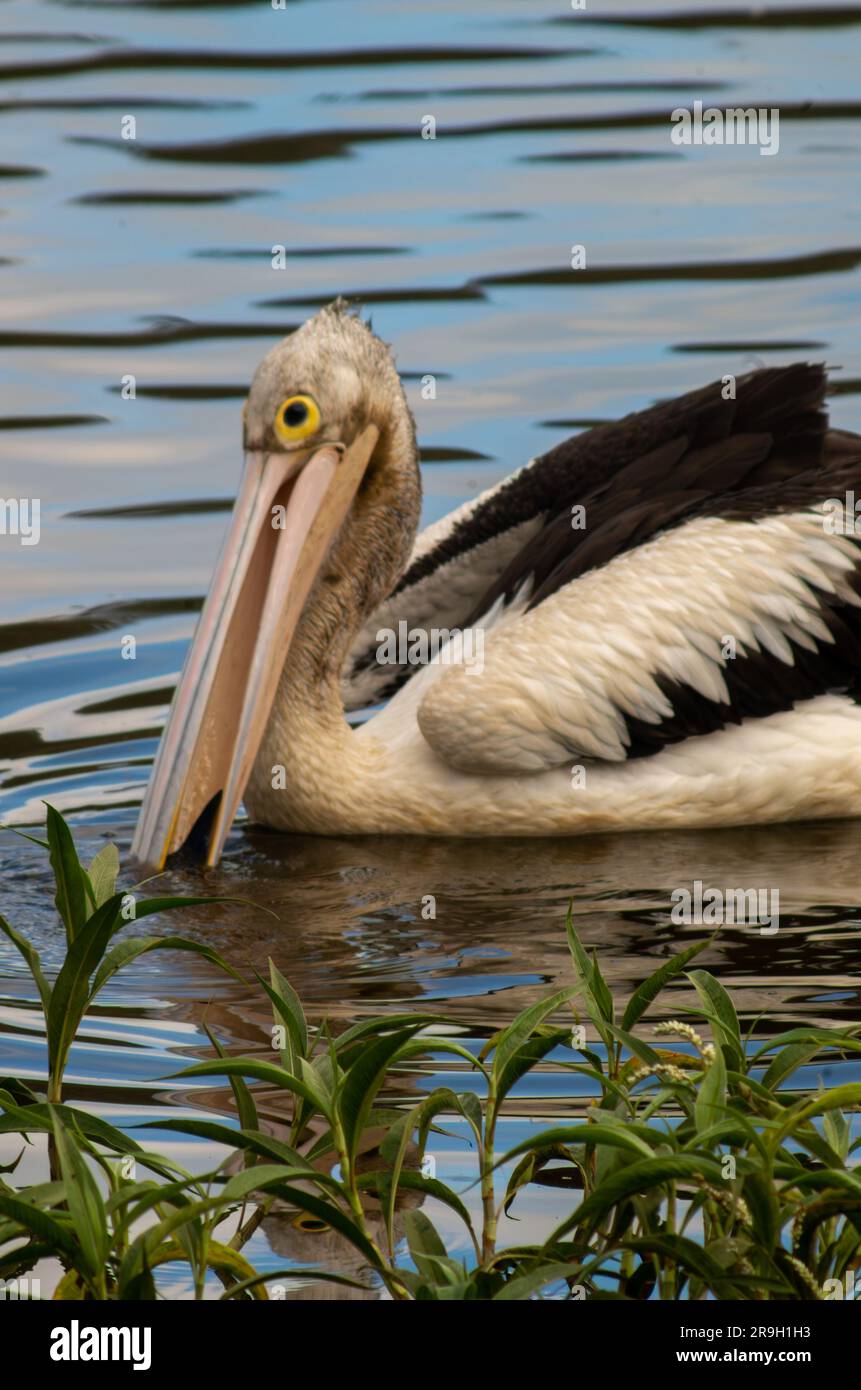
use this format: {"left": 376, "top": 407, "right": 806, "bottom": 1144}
{"left": 247, "top": 508, "right": 861, "bottom": 836}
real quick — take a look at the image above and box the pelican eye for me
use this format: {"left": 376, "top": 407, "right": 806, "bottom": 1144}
{"left": 293, "top": 1214, "right": 329, "bottom": 1233}
{"left": 275, "top": 394, "right": 321, "bottom": 443}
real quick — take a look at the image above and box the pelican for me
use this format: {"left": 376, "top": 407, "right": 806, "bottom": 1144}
{"left": 133, "top": 302, "right": 861, "bottom": 867}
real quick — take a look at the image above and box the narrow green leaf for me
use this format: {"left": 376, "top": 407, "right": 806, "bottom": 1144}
{"left": 687, "top": 970, "right": 743, "bottom": 1069}
{"left": 456, "top": 1091, "right": 484, "bottom": 1139}
{"left": 118, "top": 1195, "right": 238, "bottom": 1289}
{"left": 499, "top": 1123, "right": 656, "bottom": 1171}
{"left": 173, "top": 1057, "right": 326, "bottom": 1116}
{"left": 0, "top": 1193, "right": 77, "bottom": 1258}
{"left": 744, "top": 1170, "right": 780, "bottom": 1252}
{"left": 218, "top": 1267, "right": 371, "bottom": 1300}
{"left": 202, "top": 1026, "right": 258, "bottom": 1137}
{"left": 300, "top": 1054, "right": 337, "bottom": 1110}
{"left": 0, "top": 1240, "right": 56, "bottom": 1283}
{"left": 90, "top": 936, "right": 244, "bottom": 1001}
{"left": 503, "top": 1146, "right": 584, "bottom": 1218}
{"left": 337, "top": 1025, "right": 424, "bottom": 1168}
{"left": 48, "top": 894, "right": 243, "bottom": 1090}
{"left": 142, "top": 1119, "right": 311, "bottom": 1172}
{"left": 8, "top": 829, "right": 50, "bottom": 850}
{"left": 360, "top": 1169, "right": 477, "bottom": 1246}
{"left": 603, "top": 1023, "right": 662, "bottom": 1070}
{"left": 771, "top": 1085, "right": 861, "bottom": 1151}
{"left": 219, "top": 1164, "right": 341, "bottom": 1204}
{"left": 761, "top": 1042, "right": 831, "bottom": 1093}
{"left": 496, "top": 1029, "right": 571, "bottom": 1103}
{"left": 46, "top": 892, "right": 125, "bottom": 1087}
{"left": 694, "top": 1042, "right": 727, "bottom": 1134}
{"left": 269, "top": 960, "right": 308, "bottom": 1055}
{"left": 86, "top": 842, "right": 120, "bottom": 910}
{"left": 749, "top": 1027, "right": 861, "bottom": 1064}
{"left": 823, "top": 1107, "right": 850, "bottom": 1161}
{"left": 493, "top": 987, "right": 579, "bottom": 1081}
{"left": 565, "top": 911, "right": 612, "bottom": 1042}
{"left": 404, "top": 1209, "right": 449, "bottom": 1285}
{"left": 494, "top": 1260, "right": 587, "bottom": 1300}
{"left": 0, "top": 1095, "right": 146, "bottom": 1161}
{"left": 333, "top": 1012, "right": 443, "bottom": 1054}
{"left": 130, "top": 894, "right": 244, "bottom": 924}
{"left": 0, "top": 913, "right": 51, "bottom": 1015}
{"left": 621, "top": 939, "right": 710, "bottom": 1031}
{"left": 50, "top": 1110, "right": 109, "bottom": 1282}
{"left": 378, "top": 1088, "right": 482, "bottom": 1256}
{"left": 623, "top": 1234, "right": 743, "bottom": 1293}
{"left": 589, "top": 949, "right": 614, "bottom": 1025}
{"left": 546, "top": 1154, "right": 725, "bottom": 1244}
{"left": 45, "top": 804, "right": 88, "bottom": 945}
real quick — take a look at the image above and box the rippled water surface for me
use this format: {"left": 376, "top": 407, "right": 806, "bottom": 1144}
{"left": 1, "top": 0, "right": 861, "bottom": 1296}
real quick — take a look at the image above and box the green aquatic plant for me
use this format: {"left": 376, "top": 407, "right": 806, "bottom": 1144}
{"left": 4, "top": 806, "right": 241, "bottom": 1108}
{"left": 170, "top": 917, "right": 861, "bottom": 1301}
{"left": 0, "top": 806, "right": 280, "bottom": 1298}
{"left": 0, "top": 809, "right": 860, "bottom": 1300}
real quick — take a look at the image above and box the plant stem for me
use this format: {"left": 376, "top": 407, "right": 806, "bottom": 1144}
{"left": 664, "top": 1184, "right": 677, "bottom": 1300}
{"left": 230, "top": 1202, "right": 267, "bottom": 1251}
{"left": 481, "top": 1085, "right": 498, "bottom": 1263}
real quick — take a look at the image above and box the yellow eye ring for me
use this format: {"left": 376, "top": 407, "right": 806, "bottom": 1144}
{"left": 274, "top": 394, "right": 321, "bottom": 444}
{"left": 292, "top": 1214, "right": 329, "bottom": 1233}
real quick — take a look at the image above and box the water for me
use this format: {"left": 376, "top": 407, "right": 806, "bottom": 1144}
{"left": 1, "top": 0, "right": 860, "bottom": 1297}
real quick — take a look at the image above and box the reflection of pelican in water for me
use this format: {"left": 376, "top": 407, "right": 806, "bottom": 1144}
{"left": 168, "top": 819, "right": 861, "bottom": 1036}
{"left": 134, "top": 303, "right": 861, "bottom": 868}
{"left": 258, "top": 1139, "right": 425, "bottom": 1303}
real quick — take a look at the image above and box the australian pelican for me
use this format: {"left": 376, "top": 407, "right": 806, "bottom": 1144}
{"left": 133, "top": 302, "right": 861, "bottom": 867}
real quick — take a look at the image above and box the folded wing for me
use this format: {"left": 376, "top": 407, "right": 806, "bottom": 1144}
{"left": 407, "top": 365, "right": 861, "bottom": 773}
{"left": 343, "top": 362, "right": 833, "bottom": 711}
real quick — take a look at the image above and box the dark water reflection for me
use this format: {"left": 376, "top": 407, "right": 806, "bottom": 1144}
{"left": 1, "top": 0, "right": 861, "bottom": 1295}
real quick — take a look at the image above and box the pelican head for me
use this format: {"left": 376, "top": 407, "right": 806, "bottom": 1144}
{"left": 133, "top": 302, "right": 420, "bottom": 868}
